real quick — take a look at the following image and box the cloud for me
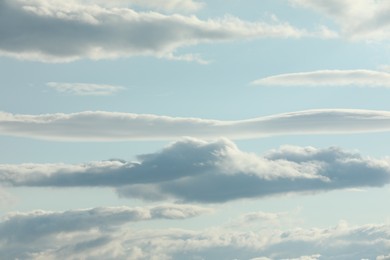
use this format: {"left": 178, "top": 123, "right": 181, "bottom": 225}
{"left": 76, "top": 0, "right": 205, "bottom": 13}
{"left": 2, "top": 209, "right": 390, "bottom": 260}
{"left": 1, "top": 138, "right": 390, "bottom": 203}
{"left": 0, "top": 0, "right": 318, "bottom": 62}
{"left": 291, "top": 0, "right": 390, "bottom": 41}
{"left": 0, "top": 204, "right": 211, "bottom": 259}
{"left": 251, "top": 69, "right": 390, "bottom": 87}
{"left": 47, "top": 82, "right": 125, "bottom": 96}
{"left": 2, "top": 109, "right": 390, "bottom": 141}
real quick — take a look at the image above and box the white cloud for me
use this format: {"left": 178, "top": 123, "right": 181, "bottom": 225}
{"left": 2, "top": 210, "right": 390, "bottom": 259}
{"left": 2, "top": 109, "right": 390, "bottom": 141}
{"left": 47, "top": 82, "right": 125, "bottom": 96}
{"left": 252, "top": 69, "right": 390, "bottom": 87}
{"left": 0, "top": 0, "right": 317, "bottom": 62}
{"left": 1, "top": 138, "right": 390, "bottom": 203}
{"left": 291, "top": 0, "right": 390, "bottom": 41}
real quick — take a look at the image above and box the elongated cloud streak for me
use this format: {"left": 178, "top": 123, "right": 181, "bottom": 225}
{"left": 252, "top": 70, "right": 390, "bottom": 87}
{"left": 47, "top": 82, "right": 125, "bottom": 96}
{"left": 1, "top": 138, "right": 390, "bottom": 202}
{"left": 0, "top": 0, "right": 312, "bottom": 62}
{"left": 1, "top": 109, "right": 390, "bottom": 141}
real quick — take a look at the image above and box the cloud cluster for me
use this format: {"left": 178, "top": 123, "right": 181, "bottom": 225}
{"left": 2, "top": 109, "right": 390, "bottom": 141}
{"left": 291, "top": 0, "right": 390, "bottom": 41}
{"left": 0, "top": 0, "right": 317, "bottom": 62}
{"left": 0, "top": 204, "right": 211, "bottom": 259}
{"left": 252, "top": 69, "right": 390, "bottom": 87}
{"left": 47, "top": 82, "right": 125, "bottom": 96}
{"left": 1, "top": 207, "right": 390, "bottom": 259}
{"left": 2, "top": 138, "right": 390, "bottom": 202}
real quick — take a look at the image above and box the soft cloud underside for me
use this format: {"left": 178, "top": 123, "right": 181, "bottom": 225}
{"left": 252, "top": 69, "right": 390, "bottom": 87}
{"left": 0, "top": 0, "right": 315, "bottom": 62}
{"left": 1, "top": 138, "right": 389, "bottom": 202}
{"left": 1, "top": 109, "right": 390, "bottom": 141}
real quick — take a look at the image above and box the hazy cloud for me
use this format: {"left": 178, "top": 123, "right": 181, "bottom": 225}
{"left": 0, "top": 0, "right": 315, "bottom": 62}
{"left": 2, "top": 109, "right": 390, "bottom": 141}
{"left": 1, "top": 138, "right": 390, "bottom": 203}
{"left": 252, "top": 69, "right": 390, "bottom": 87}
{"left": 291, "top": 0, "right": 390, "bottom": 41}
{"left": 47, "top": 82, "right": 125, "bottom": 96}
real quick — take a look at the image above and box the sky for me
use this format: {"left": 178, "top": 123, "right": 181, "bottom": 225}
{"left": 1, "top": 0, "right": 390, "bottom": 259}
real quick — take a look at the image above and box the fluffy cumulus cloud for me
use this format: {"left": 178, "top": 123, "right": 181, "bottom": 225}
{"left": 2, "top": 109, "right": 390, "bottom": 141}
{"left": 1, "top": 138, "right": 390, "bottom": 202}
{"left": 47, "top": 82, "right": 125, "bottom": 95}
{"left": 291, "top": 0, "right": 390, "bottom": 41}
{"left": 0, "top": 0, "right": 319, "bottom": 62}
{"left": 252, "top": 69, "right": 390, "bottom": 87}
{"left": 2, "top": 209, "right": 390, "bottom": 259}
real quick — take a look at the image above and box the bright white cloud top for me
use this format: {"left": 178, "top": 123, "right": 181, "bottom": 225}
{"left": 252, "top": 69, "right": 390, "bottom": 87}
{"left": 1, "top": 138, "right": 389, "bottom": 203}
{"left": 1, "top": 109, "right": 390, "bottom": 141}
{"left": 47, "top": 82, "right": 125, "bottom": 96}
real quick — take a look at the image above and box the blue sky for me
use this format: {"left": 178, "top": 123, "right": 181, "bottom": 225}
{"left": 1, "top": 0, "right": 390, "bottom": 259}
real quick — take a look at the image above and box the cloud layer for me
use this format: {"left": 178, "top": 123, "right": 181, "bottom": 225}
{"left": 291, "top": 0, "right": 390, "bottom": 41}
{"left": 2, "top": 109, "right": 390, "bottom": 141}
{"left": 252, "top": 69, "right": 390, "bottom": 87}
{"left": 1, "top": 207, "right": 390, "bottom": 259}
{"left": 0, "top": 0, "right": 314, "bottom": 62}
{"left": 2, "top": 138, "right": 390, "bottom": 202}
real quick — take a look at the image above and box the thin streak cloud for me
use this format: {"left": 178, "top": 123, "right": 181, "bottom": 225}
{"left": 252, "top": 70, "right": 390, "bottom": 87}
{"left": 1, "top": 109, "right": 390, "bottom": 141}
{"left": 47, "top": 82, "right": 125, "bottom": 96}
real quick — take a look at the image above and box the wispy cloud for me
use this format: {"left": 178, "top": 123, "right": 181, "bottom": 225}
{"left": 1, "top": 207, "right": 389, "bottom": 259}
{"left": 47, "top": 82, "right": 125, "bottom": 96}
{"left": 1, "top": 138, "right": 389, "bottom": 202}
{"left": 291, "top": 0, "right": 390, "bottom": 41}
{"left": 0, "top": 0, "right": 331, "bottom": 62}
{"left": 252, "top": 69, "right": 390, "bottom": 87}
{"left": 1, "top": 109, "right": 390, "bottom": 141}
